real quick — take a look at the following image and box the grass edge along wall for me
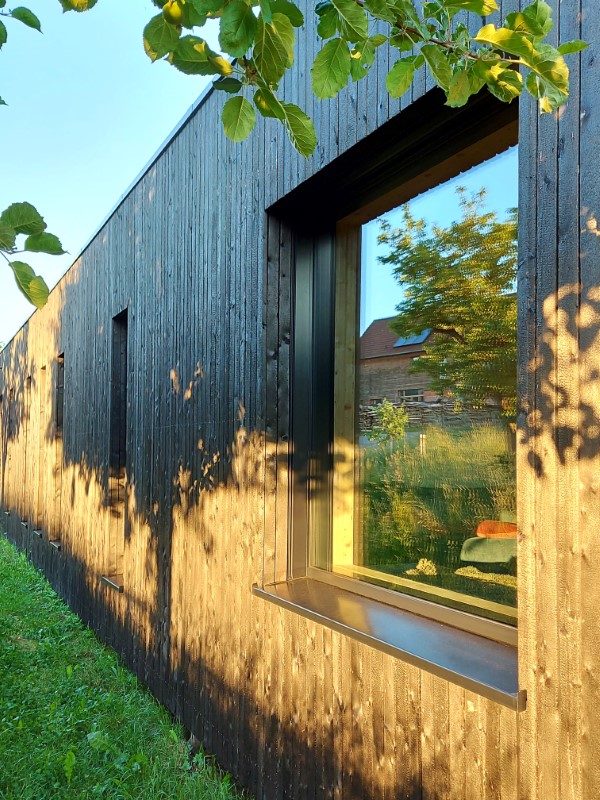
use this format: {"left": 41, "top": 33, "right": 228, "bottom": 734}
{"left": 1, "top": 1, "right": 598, "bottom": 796}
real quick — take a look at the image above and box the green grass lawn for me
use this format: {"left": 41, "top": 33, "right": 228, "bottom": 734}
{"left": 0, "top": 536, "right": 244, "bottom": 800}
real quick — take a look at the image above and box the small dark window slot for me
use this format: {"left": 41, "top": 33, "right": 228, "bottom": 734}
{"left": 33, "top": 529, "right": 43, "bottom": 539}
{"left": 49, "top": 539, "right": 62, "bottom": 551}
{"left": 108, "top": 309, "right": 128, "bottom": 580}
{"left": 56, "top": 354, "right": 65, "bottom": 434}
{"left": 21, "top": 521, "right": 29, "bottom": 529}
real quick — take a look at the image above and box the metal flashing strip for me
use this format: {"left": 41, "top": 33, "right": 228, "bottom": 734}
{"left": 101, "top": 575, "right": 124, "bottom": 594}
{"left": 253, "top": 578, "right": 525, "bottom": 711}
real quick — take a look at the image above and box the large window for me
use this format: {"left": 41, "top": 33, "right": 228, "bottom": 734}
{"left": 302, "top": 142, "right": 518, "bottom": 641}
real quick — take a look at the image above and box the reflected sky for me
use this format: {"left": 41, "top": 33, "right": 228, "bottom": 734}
{"left": 360, "top": 146, "right": 518, "bottom": 334}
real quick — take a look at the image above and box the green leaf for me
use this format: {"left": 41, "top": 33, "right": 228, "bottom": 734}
{"left": 370, "top": 33, "right": 387, "bottom": 48}
{"left": 0, "top": 222, "right": 16, "bottom": 251}
{"left": 386, "top": 55, "right": 422, "bottom": 98}
{"left": 474, "top": 24, "right": 537, "bottom": 61}
{"left": 259, "top": 0, "right": 272, "bottom": 23}
{"left": 485, "top": 65, "right": 523, "bottom": 103}
{"left": 10, "top": 7, "right": 42, "bottom": 32}
{"left": 523, "top": 53, "right": 568, "bottom": 110}
{"left": 473, "top": 61, "right": 523, "bottom": 103}
{"left": 188, "top": 0, "right": 223, "bottom": 13}
{"left": 312, "top": 38, "right": 351, "bottom": 99}
{"left": 331, "top": 0, "right": 368, "bottom": 43}
{"left": 529, "top": 44, "right": 569, "bottom": 98}
{"left": 0, "top": 20, "right": 7, "bottom": 47}
{"left": 525, "top": 72, "right": 565, "bottom": 114}
{"left": 350, "top": 33, "right": 388, "bottom": 81}
{"left": 24, "top": 232, "right": 65, "bottom": 255}
{"left": 8, "top": 261, "right": 49, "bottom": 308}
{"left": 58, "top": 0, "right": 98, "bottom": 10}
{"left": 170, "top": 36, "right": 213, "bottom": 74}
{"left": 0, "top": 202, "right": 46, "bottom": 235}
{"left": 206, "top": 49, "right": 233, "bottom": 76}
{"left": 443, "top": 0, "right": 498, "bottom": 13}
{"left": 219, "top": 1, "right": 257, "bottom": 58}
{"left": 254, "top": 87, "right": 285, "bottom": 119}
{"left": 0, "top": 96, "right": 6, "bottom": 106}
{"left": 350, "top": 38, "right": 377, "bottom": 82}
{"left": 421, "top": 44, "right": 452, "bottom": 91}
{"left": 222, "top": 95, "right": 256, "bottom": 141}
{"left": 214, "top": 77, "right": 244, "bottom": 92}
{"left": 170, "top": 36, "right": 231, "bottom": 75}
{"left": 143, "top": 14, "right": 181, "bottom": 61}
{"left": 506, "top": 1, "right": 552, "bottom": 39}
{"left": 446, "top": 68, "right": 475, "bottom": 107}
{"left": 181, "top": 3, "right": 207, "bottom": 27}
{"left": 254, "top": 12, "right": 295, "bottom": 84}
{"left": 390, "top": 0, "right": 427, "bottom": 32}
{"left": 270, "top": 0, "right": 304, "bottom": 27}
{"left": 558, "top": 40, "right": 589, "bottom": 56}
{"left": 390, "top": 31, "right": 416, "bottom": 52}
{"left": 317, "top": 5, "right": 337, "bottom": 39}
{"left": 282, "top": 102, "right": 317, "bottom": 156}
{"left": 363, "top": 0, "right": 396, "bottom": 23}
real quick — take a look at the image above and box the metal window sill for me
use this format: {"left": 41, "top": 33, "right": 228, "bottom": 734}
{"left": 101, "top": 575, "right": 124, "bottom": 593}
{"left": 48, "top": 539, "right": 62, "bottom": 551}
{"left": 253, "top": 577, "right": 524, "bottom": 711}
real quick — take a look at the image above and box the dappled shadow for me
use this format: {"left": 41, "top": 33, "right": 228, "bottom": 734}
{"left": 0, "top": 82, "right": 597, "bottom": 800}
{"left": 518, "top": 278, "right": 600, "bottom": 479}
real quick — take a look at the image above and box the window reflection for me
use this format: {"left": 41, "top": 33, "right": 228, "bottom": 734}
{"left": 334, "top": 146, "right": 518, "bottom": 626}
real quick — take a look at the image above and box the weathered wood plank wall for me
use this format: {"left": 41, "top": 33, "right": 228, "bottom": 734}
{"left": 0, "top": 0, "right": 596, "bottom": 797}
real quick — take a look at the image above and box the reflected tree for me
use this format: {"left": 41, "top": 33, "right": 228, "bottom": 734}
{"left": 379, "top": 187, "right": 518, "bottom": 416}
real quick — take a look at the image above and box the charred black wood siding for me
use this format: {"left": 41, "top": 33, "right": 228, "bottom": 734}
{"left": 0, "top": 1, "right": 596, "bottom": 797}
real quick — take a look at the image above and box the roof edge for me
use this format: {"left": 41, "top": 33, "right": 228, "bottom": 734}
{"left": 2, "top": 77, "right": 217, "bottom": 351}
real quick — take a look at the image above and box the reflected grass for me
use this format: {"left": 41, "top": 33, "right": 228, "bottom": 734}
{"left": 360, "top": 423, "right": 516, "bottom": 588}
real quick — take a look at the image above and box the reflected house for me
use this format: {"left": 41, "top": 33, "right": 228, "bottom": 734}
{"left": 359, "top": 317, "right": 436, "bottom": 406}
{"left": 0, "top": 5, "right": 598, "bottom": 799}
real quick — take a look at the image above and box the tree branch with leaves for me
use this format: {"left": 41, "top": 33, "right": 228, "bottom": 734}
{"left": 141, "top": 0, "right": 587, "bottom": 155}
{"left": 0, "top": 0, "right": 588, "bottom": 308}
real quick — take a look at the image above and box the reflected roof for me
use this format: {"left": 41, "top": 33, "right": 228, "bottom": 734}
{"left": 360, "top": 318, "right": 430, "bottom": 359}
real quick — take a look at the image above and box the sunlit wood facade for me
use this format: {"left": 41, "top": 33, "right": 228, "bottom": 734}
{"left": 1, "top": 1, "right": 598, "bottom": 797}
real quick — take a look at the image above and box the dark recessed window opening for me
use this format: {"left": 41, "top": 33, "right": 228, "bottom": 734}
{"left": 106, "top": 309, "right": 128, "bottom": 586}
{"left": 56, "top": 354, "right": 65, "bottom": 436}
{"left": 291, "top": 112, "right": 518, "bottom": 645}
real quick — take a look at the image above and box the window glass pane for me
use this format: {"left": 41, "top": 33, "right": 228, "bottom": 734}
{"left": 328, "top": 146, "right": 518, "bottom": 626}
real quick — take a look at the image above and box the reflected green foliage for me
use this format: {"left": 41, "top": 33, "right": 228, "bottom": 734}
{"left": 367, "top": 398, "right": 409, "bottom": 443}
{"left": 361, "top": 423, "right": 515, "bottom": 568}
{"left": 0, "top": 537, "right": 243, "bottom": 800}
{"left": 380, "top": 188, "right": 518, "bottom": 416}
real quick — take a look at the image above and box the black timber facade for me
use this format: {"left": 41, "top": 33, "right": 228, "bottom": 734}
{"left": 1, "top": 1, "right": 599, "bottom": 798}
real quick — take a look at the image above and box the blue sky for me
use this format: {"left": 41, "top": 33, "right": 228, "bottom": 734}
{"left": 0, "top": 0, "right": 218, "bottom": 344}
{"left": 360, "top": 146, "right": 519, "bottom": 333}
